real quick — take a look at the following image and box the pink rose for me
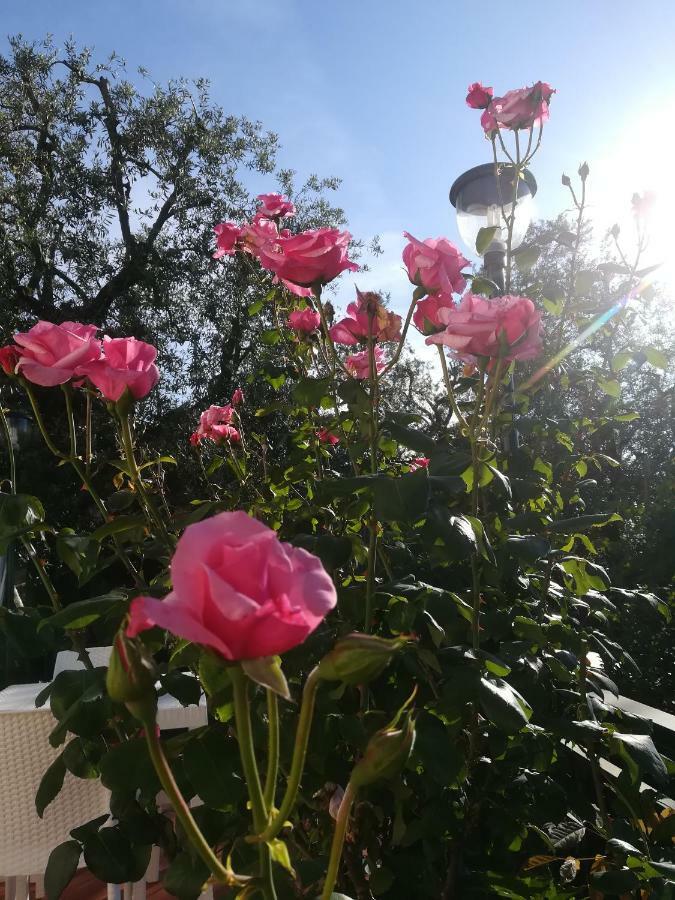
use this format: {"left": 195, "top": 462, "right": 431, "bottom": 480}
{"left": 256, "top": 193, "right": 296, "bottom": 219}
{"left": 413, "top": 293, "right": 455, "bottom": 336}
{"left": 466, "top": 82, "right": 493, "bottom": 109}
{"left": 82, "top": 336, "right": 159, "bottom": 401}
{"left": 210, "top": 423, "right": 240, "bottom": 443}
{"left": 410, "top": 457, "right": 430, "bottom": 470}
{"left": 258, "top": 227, "right": 358, "bottom": 289}
{"left": 316, "top": 428, "right": 339, "bottom": 445}
{"left": 213, "top": 222, "right": 243, "bottom": 259}
{"left": 427, "top": 293, "right": 543, "bottom": 361}
{"left": 189, "top": 432, "right": 202, "bottom": 447}
{"left": 195, "top": 405, "right": 241, "bottom": 443}
{"left": 329, "top": 290, "right": 402, "bottom": 346}
{"left": 632, "top": 191, "right": 656, "bottom": 220}
{"left": 0, "top": 345, "right": 20, "bottom": 376}
{"left": 486, "top": 82, "right": 555, "bottom": 132}
{"left": 231, "top": 387, "right": 244, "bottom": 406}
{"left": 241, "top": 214, "right": 278, "bottom": 253}
{"left": 288, "top": 308, "right": 321, "bottom": 334}
{"left": 14, "top": 321, "right": 101, "bottom": 387}
{"left": 126, "top": 510, "right": 337, "bottom": 660}
{"left": 402, "top": 233, "right": 469, "bottom": 296}
{"left": 345, "top": 346, "right": 385, "bottom": 379}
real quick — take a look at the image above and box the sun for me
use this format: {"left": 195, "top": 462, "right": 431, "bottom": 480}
{"left": 589, "top": 98, "right": 675, "bottom": 309}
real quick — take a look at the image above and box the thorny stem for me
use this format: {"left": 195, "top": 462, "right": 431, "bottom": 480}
{"left": 143, "top": 719, "right": 246, "bottom": 889}
{"left": 264, "top": 688, "right": 280, "bottom": 810}
{"left": 364, "top": 333, "right": 380, "bottom": 632}
{"left": 320, "top": 780, "right": 357, "bottom": 900}
{"left": 436, "top": 345, "right": 470, "bottom": 433}
{"left": 231, "top": 667, "right": 277, "bottom": 900}
{"left": 119, "top": 411, "right": 173, "bottom": 550}
{"left": 0, "top": 401, "right": 17, "bottom": 494}
{"left": 257, "top": 666, "right": 321, "bottom": 843}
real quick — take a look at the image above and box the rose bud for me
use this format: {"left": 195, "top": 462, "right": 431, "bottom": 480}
{"left": 106, "top": 632, "right": 158, "bottom": 724}
{"left": 351, "top": 709, "right": 416, "bottom": 788}
{"left": 317, "top": 633, "right": 408, "bottom": 685}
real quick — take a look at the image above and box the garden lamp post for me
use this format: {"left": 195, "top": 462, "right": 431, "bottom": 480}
{"left": 449, "top": 163, "right": 537, "bottom": 449}
{"left": 0, "top": 409, "right": 37, "bottom": 606}
{"left": 449, "top": 163, "right": 537, "bottom": 290}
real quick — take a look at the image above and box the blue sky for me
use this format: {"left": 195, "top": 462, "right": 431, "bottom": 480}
{"left": 4, "top": 0, "right": 675, "bottom": 332}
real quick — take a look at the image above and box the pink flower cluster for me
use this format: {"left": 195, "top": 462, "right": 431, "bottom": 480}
{"left": 399, "top": 233, "right": 470, "bottom": 336}
{"left": 1, "top": 321, "right": 159, "bottom": 401}
{"left": 127, "top": 511, "right": 337, "bottom": 661}
{"left": 345, "top": 345, "right": 385, "bottom": 379}
{"left": 190, "top": 391, "right": 243, "bottom": 446}
{"left": 467, "top": 81, "right": 555, "bottom": 134}
{"left": 426, "top": 293, "right": 543, "bottom": 362}
{"left": 330, "top": 290, "right": 402, "bottom": 346}
{"left": 213, "top": 192, "right": 358, "bottom": 294}
{"left": 316, "top": 428, "right": 339, "bottom": 445}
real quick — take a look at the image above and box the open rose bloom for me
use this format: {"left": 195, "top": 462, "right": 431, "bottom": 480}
{"left": 82, "top": 336, "right": 159, "bottom": 401}
{"left": 330, "top": 290, "right": 401, "bottom": 346}
{"left": 288, "top": 308, "right": 321, "bottom": 333}
{"left": 14, "top": 321, "right": 101, "bottom": 387}
{"left": 427, "top": 293, "right": 543, "bottom": 361}
{"left": 470, "top": 80, "right": 555, "bottom": 134}
{"left": 258, "top": 227, "right": 358, "bottom": 289}
{"left": 402, "top": 233, "right": 469, "bottom": 295}
{"left": 256, "top": 192, "right": 296, "bottom": 219}
{"left": 127, "top": 511, "right": 337, "bottom": 660}
{"left": 195, "top": 404, "right": 240, "bottom": 443}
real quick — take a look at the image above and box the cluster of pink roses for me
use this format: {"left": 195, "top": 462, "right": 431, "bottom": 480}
{"left": 190, "top": 389, "right": 244, "bottom": 446}
{"left": 0, "top": 321, "right": 159, "bottom": 401}
{"left": 402, "top": 233, "right": 542, "bottom": 361}
{"left": 213, "top": 192, "right": 358, "bottom": 295}
{"left": 466, "top": 80, "right": 555, "bottom": 134}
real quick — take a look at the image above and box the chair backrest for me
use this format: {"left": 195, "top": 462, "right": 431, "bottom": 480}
{"left": 0, "top": 685, "right": 111, "bottom": 875}
{"left": 53, "top": 645, "right": 112, "bottom": 678}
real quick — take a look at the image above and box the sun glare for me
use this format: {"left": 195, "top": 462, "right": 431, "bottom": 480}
{"left": 590, "top": 99, "right": 675, "bottom": 307}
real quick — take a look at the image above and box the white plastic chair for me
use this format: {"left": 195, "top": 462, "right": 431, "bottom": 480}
{"left": 52, "top": 646, "right": 212, "bottom": 900}
{"left": 0, "top": 682, "right": 113, "bottom": 899}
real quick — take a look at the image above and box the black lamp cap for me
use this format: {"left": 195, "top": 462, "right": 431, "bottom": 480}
{"left": 450, "top": 163, "right": 537, "bottom": 209}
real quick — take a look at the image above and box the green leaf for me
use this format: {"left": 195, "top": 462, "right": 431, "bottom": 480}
{"left": 504, "top": 534, "right": 550, "bottom": 562}
{"left": 162, "top": 851, "right": 211, "bottom": 900}
{"left": 160, "top": 670, "right": 202, "bottom": 707}
{"left": 247, "top": 298, "right": 264, "bottom": 316}
{"left": 62, "top": 738, "right": 101, "bottom": 779}
{"left": 39, "top": 591, "right": 126, "bottom": 632}
{"left": 611, "top": 349, "right": 634, "bottom": 372}
{"left": 476, "top": 225, "right": 499, "bottom": 254}
{"left": 513, "top": 244, "right": 541, "bottom": 273}
{"left": 597, "top": 377, "right": 621, "bottom": 398}
{"left": 645, "top": 347, "right": 668, "bottom": 369}
{"left": 611, "top": 732, "right": 668, "bottom": 788}
{"left": 36, "top": 753, "right": 66, "bottom": 817}
{"left": 82, "top": 826, "right": 151, "bottom": 884}
{"left": 292, "top": 376, "right": 333, "bottom": 408}
{"left": 574, "top": 269, "right": 600, "bottom": 295}
{"left": 382, "top": 419, "right": 435, "bottom": 454}
{"left": 260, "top": 328, "right": 281, "bottom": 345}
{"left": 470, "top": 276, "right": 500, "bottom": 297}
{"left": 91, "top": 515, "right": 147, "bottom": 542}
{"left": 548, "top": 513, "right": 621, "bottom": 533}
{"left": 241, "top": 656, "right": 290, "bottom": 700}
{"left": 267, "top": 837, "right": 295, "bottom": 876}
{"left": 44, "top": 840, "right": 81, "bottom": 900}
{"left": 374, "top": 469, "right": 429, "bottom": 523}
{"left": 182, "top": 727, "right": 244, "bottom": 810}
{"left": 478, "top": 676, "right": 532, "bottom": 733}
{"left": 100, "top": 738, "right": 160, "bottom": 797}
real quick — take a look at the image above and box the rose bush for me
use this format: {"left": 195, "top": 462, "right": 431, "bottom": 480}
{"left": 0, "top": 75, "right": 672, "bottom": 900}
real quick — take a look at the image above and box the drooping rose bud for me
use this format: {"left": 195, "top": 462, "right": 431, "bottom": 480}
{"left": 0, "top": 345, "right": 20, "bottom": 376}
{"left": 231, "top": 387, "right": 244, "bottom": 406}
{"left": 106, "top": 633, "right": 158, "bottom": 723}
{"left": 351, "top": 709, "right": 416, "bottom": 787}
{"left": 317, "top": 633, "right": 408, "bottom": 685}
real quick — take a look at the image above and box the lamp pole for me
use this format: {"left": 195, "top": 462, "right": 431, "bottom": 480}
{"left": 449, "top": 164, "right": 537, "bottom": 453}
